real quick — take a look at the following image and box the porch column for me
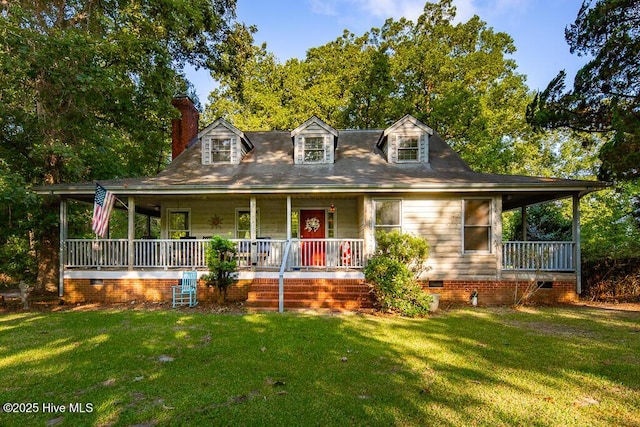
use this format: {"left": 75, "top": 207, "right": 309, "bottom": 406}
{"left": 128, "top": 196, "right": 135, "bottom": 271}
{"left": 521, "top": 205, "right": 528, "bottom": 241}
{"left": 573, "top": 194, "right": 582, "bottom": 294}
{"left": 59, "top": 199, "right": 67, "bottom": 297}
{"left": 286, "top": 196, "right": 292, "bottom": 240}
{"left": 250, "top": 196, "right": 257, "bottom": 266}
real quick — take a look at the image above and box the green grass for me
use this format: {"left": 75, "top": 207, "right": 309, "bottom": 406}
{"left": 1, "top": 306, "right": 639, "bottom": 426}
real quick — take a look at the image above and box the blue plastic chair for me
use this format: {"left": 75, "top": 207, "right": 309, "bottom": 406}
{"left": 172, "top": 271, "right": 198, "bottom": 308}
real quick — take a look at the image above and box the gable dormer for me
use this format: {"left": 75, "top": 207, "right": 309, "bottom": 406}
{"left": 291, "top": 116, "right": 338, "bottom": 164}
{"left": 199, "top": 118, "right": 253, "bottom": 165}
{"left": 377, "top": 115, "right": 433, "bottom": 164}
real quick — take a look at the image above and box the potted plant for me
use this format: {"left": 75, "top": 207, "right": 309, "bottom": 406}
{"left": 201, "top": 236, "right": 238, "bottom": 303}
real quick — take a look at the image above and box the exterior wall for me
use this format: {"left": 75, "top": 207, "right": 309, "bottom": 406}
{"left": 366, "top": 194, "right": 503, "bottom": 282}
{"left": 161, "top": 196, "right": 361, "bottom": 240}
{"left": 422, "top": 280, "right": 577, "bottom": 305}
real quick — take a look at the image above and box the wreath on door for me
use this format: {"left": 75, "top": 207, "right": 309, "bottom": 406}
{"left": 304, "top": 217, "right": 321, "bottom": 233}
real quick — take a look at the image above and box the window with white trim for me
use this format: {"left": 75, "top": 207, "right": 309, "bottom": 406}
{"left": 168, "top": 209, "right": 190, "bottom": 239}
{"left": 303, "top": 136, "right": 325, "bottom": 163}
{"left": 374, "top": 200, "right": 402, "bottom": 233}
{"left": 210, "top": 137, "right": 232, "bottom": 163}
{"left": 463, "top": 199, "right": 492, "bottom": 252}
{"left": 396, "top": 135, "right": 420, "bottom": 161}
{"left": 236, "top": 209, "right": 260, "bottom": 239}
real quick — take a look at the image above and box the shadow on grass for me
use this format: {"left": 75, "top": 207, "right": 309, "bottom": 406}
{"left": 0, "top": 307, "right": 638, "bottom": 426}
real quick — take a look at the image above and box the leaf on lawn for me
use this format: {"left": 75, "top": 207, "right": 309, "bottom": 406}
{"left": 543, "top": 397, "right": 554, "bottom": 403}
{"left": 46, "top": 416, "right": 65, "bottom": 426}
{"left": 102, "top": 378, "right": 116, "bottom": 387}
{"left": 260, "top": 346, "right": 267, "bottom": 352}
{"left": 133, "top": 376, "right": 144, "bottom": 382}
{"left": 573, "top": 397, "right": 600, "bottom": 407}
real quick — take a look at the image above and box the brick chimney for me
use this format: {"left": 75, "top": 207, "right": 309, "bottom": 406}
{"left": 171, "top": 96, "right": 200, "bottom": 160}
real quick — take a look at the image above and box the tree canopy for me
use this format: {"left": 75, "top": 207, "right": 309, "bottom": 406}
{"left": 527, "top": 0, "right": 640, "bottom": 182}
{"left": 0, "top": 0, "right": 249, "bottom": 287}
{"left": 205, "top": 0, "right": 531, "bottom": 173}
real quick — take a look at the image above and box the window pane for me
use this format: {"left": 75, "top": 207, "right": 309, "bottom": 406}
{"left": 211, "top": 138, "right": 231, "bottom": 162}
{"left": 464, "top": 200, "right": 490, "bottom": 225}
{"left": 169, "top": 212, "right": 188, "bottom": 229}
{"left": 304, "top": 150, "right": 324, "bottom": 162}
{"left": 169, "top": 211, "right": 189, "bottom": 239}
{"left": 305, "top": 137, "right": 324, "bottom": 150}
{"left": 397, "top": 149, "right": 418, "bottom": 161}
{"left": 375, "top": 201, "right": 400, "bottom": 226}
{"left": 237, "top": 211, "right": 250, "bottom": 237}
{"left": 397, "top": 136, "right": 418, "bottom": 148}
{"left": 464, "top": 226, "right": 490, "bottom": 251}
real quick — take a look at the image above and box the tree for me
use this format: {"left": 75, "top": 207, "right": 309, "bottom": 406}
{"left": 0, "top": 1, "right": 249, "bottom": 290}
{"left": 206, "top": 0, "right": 532, "bottom": 173}
{"left": 527, "top": 0, "right": 640, "bottom": 182}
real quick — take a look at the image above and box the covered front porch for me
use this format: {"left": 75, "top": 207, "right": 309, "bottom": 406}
{"left": 52, "top": 190, "right": 588, "bottom": 308}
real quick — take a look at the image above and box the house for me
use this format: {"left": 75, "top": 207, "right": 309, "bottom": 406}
{"left": 36, "top": 96, "right": 607, "bottom": 309}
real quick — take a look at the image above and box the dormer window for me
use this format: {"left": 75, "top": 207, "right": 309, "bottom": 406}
{"left": 210, "top": 137, "right": 232, "bottom": 162}
{"left": 377, "top": 115, "right": 433, "bottom": 164}
{"left": 396, "top": 135, "right": 420, "bottom": 162}
{"left": 199, "top": 118, "right": 253, "bottom": 165}
{"left": 303, "top": 136, "right": 326, "bottom": 163}
{"left": 291, "top": 116, "right": 338, "bottom": 165}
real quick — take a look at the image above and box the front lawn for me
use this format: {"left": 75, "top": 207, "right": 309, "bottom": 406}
{"left": 1, "top": 306, "right": 638, "bottom": 426}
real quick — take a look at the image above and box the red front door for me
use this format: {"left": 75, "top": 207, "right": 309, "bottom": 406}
{"left": 300, "top": 209, "right": 326, "bottom": 266}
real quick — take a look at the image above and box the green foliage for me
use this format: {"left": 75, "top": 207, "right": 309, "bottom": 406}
{"left": 506, "top": 203, "right": 573, "bottom": 241}
{"left": 580, "top": 182, "right": 640, "bottom": 261}
{"left": 205, "top": 0, "right": 531, "bottom": 173}
{"left": 527, "top": 0, "right": 640, "bottom": 181}
{"left": 0, "top": 0, "right": 249, "bottom": 288}
{"left": 373, "top": 229, "right": 431, "bottom": 277}
{"left": 364, "top": 231, "right": 432, "bottom": 317}
{"left": 365, "top": 257, "right": 433, "bottom": 317}
{"left": 202, "top": 236, "right": 238, "bottom": 297}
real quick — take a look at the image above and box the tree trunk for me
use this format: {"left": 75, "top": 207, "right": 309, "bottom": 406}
{"left": 35, "top": 202, "right": 59, "bottom": 293}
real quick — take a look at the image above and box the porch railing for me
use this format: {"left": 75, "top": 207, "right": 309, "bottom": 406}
{"left": 502, "top": 241, "right": 575, "bottom": 271}
{"left": 64, "top": 239, "right": 575, "bottom": 272}
{"left": 64, "top": 238, "right": 365, "bottom": 271}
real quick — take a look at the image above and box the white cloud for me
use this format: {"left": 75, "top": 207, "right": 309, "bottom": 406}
{"left": 351, "top": 0, "right": 425, "bottom": 21}
{"left": 309, "top": 0, "right": 339, "bottom": 16}
{"left": 309, "top": 0, "right": 532, "bottom": 26}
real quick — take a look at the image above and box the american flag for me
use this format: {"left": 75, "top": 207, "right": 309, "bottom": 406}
{"left": 92, "top": 184, "right": 115, "bottom": 237}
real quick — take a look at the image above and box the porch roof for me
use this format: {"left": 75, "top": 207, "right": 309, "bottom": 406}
{"left": 35, "top": 129, "right": 608, "bottom": 211}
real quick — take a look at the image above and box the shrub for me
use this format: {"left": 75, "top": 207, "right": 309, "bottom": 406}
{"left": 202, "top": 236, "right": 237, "bottom": 302}
{"left": 364, "top": 230, "right": 432, "bottom": 317}
{"left": 373, "top": 230, "right": 430, "bottom": 278}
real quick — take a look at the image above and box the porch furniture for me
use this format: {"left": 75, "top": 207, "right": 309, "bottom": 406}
{"left": 237, "top": 237, "right": 272, "bottom": 267}
{"left": 172, "top": 271, "right": 198, "bottom": 307}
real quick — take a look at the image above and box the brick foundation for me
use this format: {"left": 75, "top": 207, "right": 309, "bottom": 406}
{"left": 62, "top": 277, "right": 577, "bottom": 307}
{"left": 421, "top": 280, "right": 577, "bottom": 306}
{"left": 63, "top": 279, "right": 250, "bottom": 304}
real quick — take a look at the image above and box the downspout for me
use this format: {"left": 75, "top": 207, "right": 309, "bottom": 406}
{"left": 59, "top": 199, "right": 67, "bottom": 297}
{"left": 278, "top": 240, "right": 292, "bottom": 313}
{"left": 573, "top": 194, "right": 582, "bottom": 294}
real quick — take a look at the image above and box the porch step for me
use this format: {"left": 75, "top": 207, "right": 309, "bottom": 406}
{"left": 246, "top": 281, "right": 373, "bottom": 311}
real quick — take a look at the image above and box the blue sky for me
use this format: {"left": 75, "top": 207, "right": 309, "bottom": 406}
{"left": 188, "top": 0, "right": 588, "bottom": 105}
